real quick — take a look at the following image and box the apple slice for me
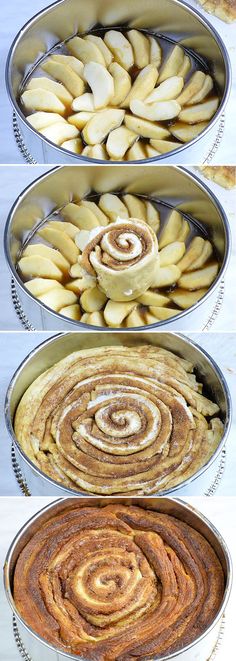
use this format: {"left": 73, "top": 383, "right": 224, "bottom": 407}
{"left": 83, "top": 62, "right": 114, "bottom": 109}
{"left": 145, "top": 201, "right": 160, "bottom": 232}
{"left": 108, "top": 62, "right": 131, "bottom": 105}
{"left": 21, "top": 89, "right": 66, "bottom": 114}
{"left": 27, "top": 112, "right": 66, "bottom": 130}
{"left": 104, "top": 300, "right": 136, "bottom": 327}
{"left": 68, "top": 112, "right": 95, "bottom": 129}
{"left": 99, "top": 194, "right": 129, "bottom": 221}
{"left": 137, "top": 291, "right": 169, "bottom": 306}
{"left": 85, "top": 311, "right": 105, "bottom": 326}
{"left": 159, "top": 210, "right": 183, "bottom": 248}
{"left": 80, "top": 201, "right": 109, "bottom": 225}
{"left": 38, "top": 288, "right": 77, "bottom": 311}
{"left": 42, "top": 60, "right": 85, "bottom": 97}
{"left": 149, "top": 306, "right": 180, "bottom": 320}
{"left": 85, "top": 34, "right": 113, "bottom": 66}
{"left": 18, "top": 255, "right": 63, "bottom": 280}
{"left": 51, "top": 54, "right": 85, "bottom": 78}
{"left": 66, "top": 275, "right": 96, "bottom": 293}
{"left": 25, "top": 278, "right": 63, "bottom": 296}
{"left": 159, "top": 241, "right": 186, "bottom": 266}
{"left": 27, "top": 77, "right": 73, "bottom": 106}
{"left": 82, "top": 109, "right": 125, "bottom": 145}
{"left": 23, "top": 243, "right": 70, "bottom": 272}
{"left": 126, "top": 141, "right": 147, "bottom": 160}
{"left": 46, "top": 221, "right": 79, "bottom": 238}
{"left": 127, "top": 30, "right": 150, "bottom": 68}
{"left": 179, "top": 98, "right": 219, "bottom": 124}
{"left": 61, "top": 137, "right": 83, "bottom": 153}
{"left": 122, "top": 194, "right": 146, "bottom": 220}
{"left": 89, "top": 144, "right": 108, "bottom": 160}
{"left": 124, "top": 114, "right": 170, "bottom": 139}
{"left": 106, "top": 126, "right": 137, "bottom": 159}
{"left": 149, "top": 139, "right": 182, "bottom": 153}
{"left": 158, "top": 45, "right": 185, "bottom": 83}
{"left": 67, "top": 36, "right": 106, "bottom": 65}
{"left": 187, "top": 75, "right": 213, "bottom": 105}
{"left": 178, "top": 263, "right": 218, "bottom": 290}
{"left": 189, "top": 241, "right": 213, "bottom": 270}
{"left": 169, "top": 287, "right": 208, "bottom": 309}
{"left": 151, "top": 265, "right": 181, "bottom": 287}
{"left": 145, "top": 145, "right": 160, "bottom": 157}
{"left": 178, "top": 55, "right": 191, "bottom": 79}
{"left": 177, "top": 219, "right": 190, "bottom": 242}
{"left": 72, "top": 93, "right": 95, "bottom": 112}
{"left": 122, "top": 64, "right": 158, "bottom": 107}
{"left": 148, "top": 36, "right": 162, "bottom": 67}
{"left": 177, "top": 71, "right": 206, "bottom": 105}
{"left": 104, "top": 31, "right": 134, "bottom": 70}
{"left": 80, "top": 286, "right": 107, "bottom": 312}
{"left": 130, "top": 99, "right": 181, "bottom": 121}
{"left": 169, "top": 121, "right": 208, "bottom": 142}
{"left": 60, "top": 303, "right": 81, "bottom": 320}
{"left": 125, "top": 307, "right": 145, "bottom": 327}
{"left": 145, "top": 76, "right": 184, "bottom": 103}
{"left": 38, "top": 227, "right": 79, "bottom": 263}
{"left": 177, "top": 237, "right": 205, "bottom": 272}
{"left": 61, "top": 203, "right": 100, "bottom": 228}
{"left": 39, "top": 122, "right": 79, "bottom": 145}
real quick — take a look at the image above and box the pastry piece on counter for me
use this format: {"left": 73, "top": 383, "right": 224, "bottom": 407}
{"left": 197, "top": 0, "right": 236, "bottom": 23}
{"left": 199, "top": 166, "right": 236, "bottom": 189}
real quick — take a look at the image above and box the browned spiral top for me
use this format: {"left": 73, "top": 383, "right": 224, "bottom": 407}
{"left": 14, "top": 345, "right": 224, "bottom": 495}
{"left": 14, "top": 503, "right": 225, "bottom": 660}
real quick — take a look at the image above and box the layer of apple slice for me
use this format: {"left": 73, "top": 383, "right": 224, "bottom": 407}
{"left": 84, "top": 34, "right": 113, "bottom": 66}
{"left": 41, "top": 60, "right": 85, "bottom": 97}
{"left": 67, "top": 36, "right": 106, "bottom": 65}
{"left": 27, "top": 77, "right": 73, "bottom": 107}
{"left": 38, "top": 226, "right": 79, "bottom": 263}
{"left": 23, "top": 243, "right": 70, "bottom": 273}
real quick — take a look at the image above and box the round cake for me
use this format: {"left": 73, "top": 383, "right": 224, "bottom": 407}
{"left": 14, "top": 503, "right": 225, "bottom": 660}
{"left": 14, "top": 344, "right": 224, "bottom": 494}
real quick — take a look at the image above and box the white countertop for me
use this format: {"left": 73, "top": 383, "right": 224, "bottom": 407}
{"left": 0, "top": 331, "right": 235, "bottom": 496}
{"left": 0, "top": 165, "right": 235, "bottom": 331}
{"left": 0, "top": 0, "right": 235, "bottom": 164}
{"left": 0, "top": 496, "right": 235, "bottom": 660}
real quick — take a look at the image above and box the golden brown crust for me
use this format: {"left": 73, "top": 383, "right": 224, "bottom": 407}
{"left": 14, "top": 503, "right": 225, "bottom": 660}
{"left": 197, "top": 0, "right": 236, "bottom": 23}
{"left": 14, "top": 345, "right": 223, "bottom": 495}
{"left": 199, "top": 166, "right": 236, "bottom": 189}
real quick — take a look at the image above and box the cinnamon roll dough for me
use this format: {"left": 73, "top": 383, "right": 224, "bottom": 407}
{"left": 14, "top": 502, "right": 225, "bottom": 660}
{"left": 14, "top": 344, "right": 224, "bottom": 495}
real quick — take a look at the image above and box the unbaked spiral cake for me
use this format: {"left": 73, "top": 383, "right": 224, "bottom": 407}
{"left": 14, "top": 344, "right": 224, "bottom": 494}
{"left": 13, "top": 502, "right": 225, "bottom": 660}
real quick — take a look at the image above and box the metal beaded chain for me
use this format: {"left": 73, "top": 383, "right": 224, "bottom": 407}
{"left": 13, "top": 112, "right": 225, "bottom": 165}
{"left": 12, "top": 614, "right": 226, "bottom": 660}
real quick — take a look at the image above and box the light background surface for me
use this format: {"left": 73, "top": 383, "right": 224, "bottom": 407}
{"left": 0, "top": 0, "right": 235, "bottom": 164}
{"left": 0, "top": 496, "right": 235, "bottom": 660}
{"left": 0, "top": 165, "right": 235, "bottom": 331}
{"left": 0, "top": 331, "right": 235, "bottom": 496}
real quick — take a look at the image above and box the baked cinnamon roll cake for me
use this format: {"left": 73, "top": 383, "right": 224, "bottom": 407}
{"left": 14, "top": 344, "right": 224, "bottom": 494}
{"left": 14, "top": 503, "right": 225, "bottom": 660}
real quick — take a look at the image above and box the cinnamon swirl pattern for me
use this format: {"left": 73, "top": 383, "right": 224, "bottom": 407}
{"left": 14, "top": 345, "right": 224, "bottom": 494}
{"left": 81, "top": 219, "right": 159, "bottom": 300}
{"left": 14, "top": 503, "right": 225, "bottom": 660}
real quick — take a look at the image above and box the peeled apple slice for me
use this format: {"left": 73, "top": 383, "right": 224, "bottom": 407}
{"left": 41, "top": 60, "right": 85, "bottom": 97}
{"left": 179, "top": 98, "right": 219, "bottom": 124}
{"left": 124, "top": 114, "right": 170, "bottom": 139}
{"left": 104, "top": 300, "right": 136, "bottom": 326}
{"left": 159, "top": 241, "right": 186, "bottom": 266}
{"left": 178, "top": 55, "right": 191, "bottom": 79}
{"left": 67, "top": 36, "right": 106, "bottom": 65}
{"left": 177, "top": 71, "right": 206, "bottom": 105}
{"left": 85, "top": 35, "right": 113, "bottom": 66}
{"left": 83, "top": 62, "right": 114, "bottom": 109}
{"left": 177, "top": 237, "right": 205, "bottom": 272}
{"left": 25, "top": 278, "right": 63, "bottom": 297}
{"left": 109, "top": 62, "right": 131, "bottom": 105}
{"left": 104, "top": 31, "right": 134, "bottom": 70}
{"left": 122, "top": 194, "right": 146, "bottom": 220}
{"left": 187, "top": 75, "right": 213, "bottom": 105}
{"left": 72, "top": 93, "right": 95, "bottom": 112}
{"left": 18, "top": 255, "right": 63, "bottom": 280}
{"left": 127, "top": 30, "right": 150, "bottom": 68}
{"left": 23, "top": 243, "right": 70, "bottom": 273}
{"left": 159, "top": 211, "right": 183, "bottom": 248}
{"left": 61, "top": 203, "right": 100, "bottom": 229}
{"left": 38, "top": 288, "right": 77, "bottom": 311}
{"left": 51, "top": 54, "right": 85, "bottom": 78}
{"left": 60, "top": 304, "right": 81, "bottom": 320}
{"left": 126, "top": 141, "right": 147, "bottom": 160}
{"left": 137, "top": 291, "right": 169, "bottom": 306}
{"left": 149, "top": 139, "right": 182, "bottom": 153}
{"left": 122, "top": 65, "right": 158, "bottom": 107}
{"left": 158, "top": 45, "right": 184, "bottom": 83}
{"left": 178, "top": 263, "right": 218, "bottom": 290}
{"left": 80, "top": 200, "right": 109, "bottom": 225}
{"left": 39, "top": 122, "right": 79, "bottom": 146}
{"left": 145, "top": 76, "right": 184, "bottom": 103}
{"left": 149, "top": 306, "right": 180, "bottom": 320}
{"left": 106, "top": 126, "right": 137, "bottom": 159}
{"left": 80, "top": 287, "right": 107, "bottom": 312}
{"left": 46, "top": 221, "right": 79, "bottom": 238}
{"left": 130, "top": 99, "right": 181, "bottom": 121}
{"left": 148, "top": 36, "right": 162, "bottom": 68}
{"left": 82, "top": 109, "right": 125, "bottom": 145}
{"left": 99, "top": 194, "right": 129, "bottom": 221}
{"left": 27, "top": 77, "right": 73, "bottom": 106}
{"left": 169, "top": 121, "right": 208, "bottom": 142}
{"left": 125, "top": 307, "right": 145, "bottom": 327}
{"left": 151, "top": 265, "right": 181, "bottom": 287}
{"left": 21, "top": 89, "right": 66, "bottom": 114}
{"left": 38, "top": 227, "right": 79, "bottom": 263}
{"left": 68, "top": 112, "right": 95, "bottom": 129}
{"left": 27, "top": 112, "right": 66, "bottom": 130}
{"left": 61, "top": 137, "right": 83, "bottom": 153}
{"left": 169, "top": 287, "right": 208, "bottom": 309}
